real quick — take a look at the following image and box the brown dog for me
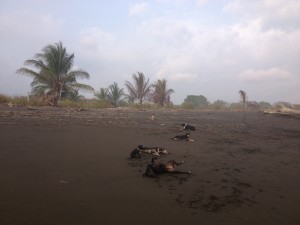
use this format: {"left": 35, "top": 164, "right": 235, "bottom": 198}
{"left": 144, "top": 157, "right": 192, "bottom": 177}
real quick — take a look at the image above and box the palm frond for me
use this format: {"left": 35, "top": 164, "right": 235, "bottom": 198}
{"left": 69, "top": 83, "right": 94, "bottom": 92}
{"left": 16, "top": 68, "right": 40, "bottom": 78}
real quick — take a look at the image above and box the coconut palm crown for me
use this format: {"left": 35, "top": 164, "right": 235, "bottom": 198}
{"left": 152, "top": 79, "right": 174, "bottom": 107}
{"left": 107, "top": 82, "right": 125, "bottom": 107}
{"left": 16, "top": 42, "right": 94, "bottom": 106}
{"left": 125, "top": 72, "right": 152, "bottom": 105}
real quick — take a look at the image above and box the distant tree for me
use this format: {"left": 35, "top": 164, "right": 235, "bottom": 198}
{"left": 210, "top": 99, "right": 228, "bottom": 110}
{"left": 239, "top": 90, "right": 247, "bottom": 108}
{"left": 125, "top": 72, "right": 152, "bottom": 105}
{"left": 106, "top": 82, "right": 125, "bottom": 107}
{"left": 94, "top": 88, "right": 109, "bottom": 102}
{"left": 229, "top": 102, "right": 242, "bottom": 110}
{"left": 183, "top": 95, "right": 209, "bottom": 108}
{"left": 181, "top": 101, "right": 194, "bottom": 109}
{"left": 124, "top": 93, "right": 135, "bottom": 105}
{"left": 151, "top": 79, "right": 174, "bottom": 107}
{"left": 247, "top": 101, "right": 259, "bottom": 109}
{"left": 258, "top": 101, "right": 272, "bottom": 109}
{"left": 16, "top": 42, "right": 94, "bottom": 106}
{"left": 68, "top": 89, "right": 84, "bottom": 101}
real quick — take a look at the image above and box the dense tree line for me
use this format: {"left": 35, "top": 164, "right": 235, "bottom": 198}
{"left": 17, "top": 42, "right": 281, "bottom": 109}
{"left": 17, "top": 42, "right": 175, "bottom": 107}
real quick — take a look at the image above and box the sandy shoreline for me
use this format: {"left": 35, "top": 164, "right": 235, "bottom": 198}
{"left": 0, "top": 105, "right": 300, "bottom": 225}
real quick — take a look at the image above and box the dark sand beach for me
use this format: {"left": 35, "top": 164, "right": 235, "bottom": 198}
{"left": 0, "top": 105, "right": 299, "bottom": 225}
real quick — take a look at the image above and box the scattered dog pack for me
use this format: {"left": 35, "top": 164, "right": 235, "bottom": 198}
{"left": 129, "top": 123, "right": 196, "bottom": 177}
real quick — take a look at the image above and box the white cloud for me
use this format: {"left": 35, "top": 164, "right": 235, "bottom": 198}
{"left": 170, "top": 73, "right": 197, "bottom": 81}
{"left": 195, "top": 0, "right": 209, "bottom": 7}
{"left": 79, "top": 27, "right": 116, "bottom": 53}
{"left": 238, "top": 68, "right": 293, "bottom": 82}
{"left": 0, "top": 9, "right": 62, "bottom": 42}
{"left": 129, "top": 2, "right": 149, "bottom": 16}
{"left": 223, "top": 0, "right": 300, "bottom": 31}
{"left": 0, "top": 9, "right": 63, "bottom": 96}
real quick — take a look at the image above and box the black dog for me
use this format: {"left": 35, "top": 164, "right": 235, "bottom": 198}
{"left": 144, "top": 157, "right": 192, "bottom": 177}
{"left": 130, "top": 145, "right": 168, "bottom": 159}
{"left": 170, "top": 133, "right": 194, "bottom": 141}
{"left": 181, "top": 123, "right": 196, "bottom": 131}
{"left": 130, "top": 146, "right": 142, "bottom": 159}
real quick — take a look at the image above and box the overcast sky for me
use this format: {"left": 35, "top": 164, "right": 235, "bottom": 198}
{"left": 0, "top": 0, "right": 299, "bottom": 104}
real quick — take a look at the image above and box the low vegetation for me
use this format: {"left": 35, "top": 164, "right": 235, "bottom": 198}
{"left": 12, "top": 42, "right": 297, "bottom": 110}
{"left": 2, "top": 93, "right": 294, "bottom": 111}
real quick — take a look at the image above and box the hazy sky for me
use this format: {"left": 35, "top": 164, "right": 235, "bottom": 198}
{"left": 0, "top": 0, "right": 299, "bottom": 104}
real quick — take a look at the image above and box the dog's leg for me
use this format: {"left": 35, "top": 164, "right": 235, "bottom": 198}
{"left": 166, "top": 160, "right": 184, "bottom": 167}
{"left": 173, "top": 160, "right": 184, "bottom": 166}
{"left": 152, "top": 152, "right": 160, "bottom": 156}
{"left": 171, "top": 170, "right": 192, "bottom": 174}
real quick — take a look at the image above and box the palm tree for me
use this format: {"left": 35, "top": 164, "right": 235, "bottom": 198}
{"left": 68, "top": 88, "right": 84, "bottom": 101}
{"left": 107, "top": 82, "right": 125, "bottom": 107}
{"left": 94, "top": 88, "right": 109, "bottom": 102}
{"left": 239, "top": 90, "right": 247, "bottom": 108}
{"left": 151, "top": 79, "right": 174, "bottom": 107}
{"left": 125, "top": 72, "right": 152, "bottom": 105}
{"left": 16, "top": 42, "right": 94, "bottom": 106}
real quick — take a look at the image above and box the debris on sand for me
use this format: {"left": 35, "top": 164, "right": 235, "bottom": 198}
{"left": 263, "top": 104, "right": 300, "bottom": 115}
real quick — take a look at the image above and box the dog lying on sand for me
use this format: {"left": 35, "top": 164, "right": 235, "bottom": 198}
{"left": 130, "top": 145, "right": 168, "bottom": 159}
{"left": 180, "top": 123, "right": 196, "bottom": 131}
{"left": 144, "top": 157, "right": 192, "bottom": 177}
{"left": 170, "top": 133, "right": 194, "bottom": 141}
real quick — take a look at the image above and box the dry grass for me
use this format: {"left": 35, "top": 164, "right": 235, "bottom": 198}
{"left": 0, "top": 93, "right": 297, "bottom": 111}
{"left": 0, "top": 94, "right": 12, "bottom": 103}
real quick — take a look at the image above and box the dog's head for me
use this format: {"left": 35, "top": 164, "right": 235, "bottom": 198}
{"left": 130, "top": 148, "right": 141, "bottom": 159}
{"left": 137, "top": 145, "right": 144, "bottom": 150}
{"left": 157, "top": 147, "right": 168, "bottom": 154}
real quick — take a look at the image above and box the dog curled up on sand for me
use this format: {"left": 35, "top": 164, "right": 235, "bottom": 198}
{"left": 170, "top": 133, "right": 194, "bottom": 142}
{"left": 130, "top": 145, "right": 169, "bottom": 159}
{"left": 144, "top": 157, "right": 192, "bottom": 178}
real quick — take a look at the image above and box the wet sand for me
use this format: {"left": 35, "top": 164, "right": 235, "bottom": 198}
{"left": 0, "top": 105, "right": 299, "bottom": 225}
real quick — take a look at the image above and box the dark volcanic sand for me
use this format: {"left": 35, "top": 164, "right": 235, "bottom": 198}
{"left": 0, "top": 105, "right": 299, "bottom": 225}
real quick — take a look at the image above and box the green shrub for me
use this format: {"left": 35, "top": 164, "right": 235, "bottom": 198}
{"left": 181, "top": 102, "right": 194, "bottom": 109}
